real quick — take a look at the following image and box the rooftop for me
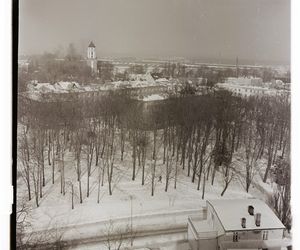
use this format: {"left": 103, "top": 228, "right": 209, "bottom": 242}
{"left": 207, "top": 199, "right": 285, "bottom": 232}
{"left": 88, "top": 41, "right": 96, "bottom": 48}
{"left": 138, "top": 94, "right": 166, "bottom": 102}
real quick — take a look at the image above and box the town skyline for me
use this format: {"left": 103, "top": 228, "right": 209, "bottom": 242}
{"left": 19, "top": 0, "right": 290, "bottom": 65}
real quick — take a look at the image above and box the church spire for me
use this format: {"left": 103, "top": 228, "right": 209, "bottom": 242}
{"left": 88, "top": 41, "right": 96, "bottom": 48}
{"left": 87, "top": 41, "right": 97, "bottom": 74}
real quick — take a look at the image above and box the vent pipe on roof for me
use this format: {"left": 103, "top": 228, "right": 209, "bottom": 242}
{"left": 248, "top": 205, "right": 254, "bottom": 215}
{"left": 255, "top": 213, "right": 261, "bottom": 227}
{"left": 241, "top": 217, "right": 246, "bottom": 228}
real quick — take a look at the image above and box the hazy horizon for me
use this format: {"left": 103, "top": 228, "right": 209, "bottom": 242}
{"left": 19, "top": 0, "right": 290, "bottom": 65}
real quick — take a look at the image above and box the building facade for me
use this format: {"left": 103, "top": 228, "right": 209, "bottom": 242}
{"left": 188, "top": 199, "right": 290, "bottom": 250}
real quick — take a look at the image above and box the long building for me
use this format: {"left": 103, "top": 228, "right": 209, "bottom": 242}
{"left": 216, "top": 77, "right": 290, "bottom": 99}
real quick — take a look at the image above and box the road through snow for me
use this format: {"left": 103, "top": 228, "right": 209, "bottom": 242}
{"left": 23, "top": 208, "right": 205, "bottom": 249}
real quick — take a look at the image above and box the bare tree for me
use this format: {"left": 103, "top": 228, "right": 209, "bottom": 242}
{"left": 220, "top": 164, "right": 235, "bottom": 196}
{"left": 137, "top": 131, "right": 149, "bottom": 186}
{"left": 85, "top": 123, "right": 96, "bottom": 198}
{"left": 97, "top": 159, "right": 103, "bottom": 203}
{"left": 103, "top": 119, "right": 117, "bottom": 196}
{"left": 244, "top": 121, "right": 260, "bottom": 193}
{"left": 18, "top": 127, "right": 32, "bottom": 201}
{"left": 74, "top": 130, "right": 84, "bottom": 203}
{"left": 30, "top": 127, "right": 47, "bottom": 206}
{"left": 164, "top": 148, "right": 173, "bottom": 192}
{"left": 103, "top": 220, "right": 132, "bottom": 250}
{"left": 16, "top": 198, "right": 32, "bottom": 249}
{"left": 58, "top": 128, "right": 68, "bottom": 196}
{"left": 269, "top": 157, "right": 291, "bottom": 228}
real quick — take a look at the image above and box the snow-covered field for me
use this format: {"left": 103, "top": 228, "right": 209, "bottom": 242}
{"left": 17, "top": 141, "right": 273, "bottom": 249}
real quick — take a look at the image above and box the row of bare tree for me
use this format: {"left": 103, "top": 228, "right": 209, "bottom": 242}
{"left": 17, "top": 90, "right": 290, "bottom": 225}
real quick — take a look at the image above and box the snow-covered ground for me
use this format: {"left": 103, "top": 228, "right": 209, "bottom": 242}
{"left": 17, "top": 141, "right": 274, "bottom": 249}
{"left": 16, "top": 118, "right": 284, "bottom": 249}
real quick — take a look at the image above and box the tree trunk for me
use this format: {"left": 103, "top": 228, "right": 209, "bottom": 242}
{"left": 165, "top": 153, "right": 170, "bottom": 192}
{"left": 197, "top": 168, "right": 201, "bottom": 191}
{"left": 151, "top": 159, "right": 156, "bottom": 196}
{"left": 141, "top": 149, "right": 146, "bottom": 186}
{"left": 79, "top": 179, "right": 82, "bottom": 203}
{"left": 221, "top": 182, "right": 229, "bottom": 196}
{"left": 211, "top": 164, "right": 217, "bottom": 185}
{"left": 71, "top": 183, "right": 74, "bottom": 209}
{"left": 163, "top": 128, "right": 167, "bottom": 164}
{"left": 26, "top": 170, "right": 31, "bottom": 201}
{"left": 121, "top": 132, "right": 125, "bottom": 161}
{"left": 181, "top": 142, "right": 186, "bottom": 170}
{"left": 132, "top": 131, "right": 136, "bottom": 181}
{"left": 174, "top": 160, "right": 178, "bottom": 189}
{"left": 97, "top": 165, "right": 101, "bottom": 203}
{"left": 263, "top": 135, "right": 275, "bottom": 183}
{"left": 33, "top": 173, "right": 39, "bottom": 207}
{"left": 108, "top": 169, "right": 112, "bottom": 196}
{"left": 48, "top": 132, "right": 51, "bottom": 166}
{"left": 39, "top": 163, "right": 43, "bottom": 198}
{"left": 41, "top": 150, "right": 45, "bottom": 187}
{"left": 61, "top": 151, "right": 65, "bottom": 195}
{"left": 95, "top": 143, "right": 100, "bottom": 166}
{"left": 202, "top": 171, "right": 206, "bottom": 199}
{"left": 152, "top": 129, "right": 157, "bottom": 160}
{"left": 52, "top": 142, "right": 55, "bottom": 184}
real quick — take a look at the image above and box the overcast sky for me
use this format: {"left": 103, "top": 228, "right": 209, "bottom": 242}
{"left": 19, "top": 0, "right": 290, "bottom": 64}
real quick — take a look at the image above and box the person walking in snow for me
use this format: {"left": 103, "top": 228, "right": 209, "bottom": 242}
{"left": 158, "top": 175, "right": 162, "bottom": 183}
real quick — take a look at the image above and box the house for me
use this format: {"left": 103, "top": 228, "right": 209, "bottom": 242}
{"left": 188, "top": 199, "right": 290, "bottom": 250}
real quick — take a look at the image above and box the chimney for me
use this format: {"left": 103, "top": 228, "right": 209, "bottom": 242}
{"left": 241, "top": 217, "right": 246, "bottom": 228}
{"left": 248, "top": 205, "right": 254, "bottom": 215}
{"left": 255, "top": 213, "right": 261, "bottom": 227}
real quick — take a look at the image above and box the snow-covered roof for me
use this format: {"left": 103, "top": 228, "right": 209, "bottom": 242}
{"left": 54, "top": 81, "right": 82, "bottom": 91}
{"left": 207, "top": 199, "right": 285, "bottom": 232}
{"left": 33, "top": 83, "right": 57, "bottom": 93}
{"left": 139, "top": 94, "right": 166, "bottom": 102}
{"left": 28, "top": 81, "right": 85, "bottom": 94}
{"left": 109, "top": 73, "right": 169, "bottom": 89}
{"left": 217, "top": 83, "right": 268, "bottom": 90}
{"left": 25, "top": 77, "right": 172, "bottom": 102}
{"left": 226, "top": 77, "right": 263, "bottom": 86}
{"left": 128, "top": 73, "right": 156, "bottom": 85}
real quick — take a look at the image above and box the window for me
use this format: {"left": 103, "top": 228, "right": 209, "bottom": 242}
{"left": 263, "top": 231, "right": 268, "bottom": 240}
{"left": 233, "top": 232, "right": 239, "bottom": 242}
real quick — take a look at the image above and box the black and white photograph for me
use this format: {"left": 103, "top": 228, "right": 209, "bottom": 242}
{"left": 11, "top": 0, "right": 294, "bottom": 249}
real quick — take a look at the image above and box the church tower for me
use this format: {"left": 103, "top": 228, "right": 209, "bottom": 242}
{"left": 87, "top": 41, "right": 98, "bottom": 74}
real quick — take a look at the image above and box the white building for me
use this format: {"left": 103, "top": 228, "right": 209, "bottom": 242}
{"left": 226, "top": 77, "right": 263, "bottom": 87}
{"left": 216, "top": 77, "right": 290, "bottom": 99}
{"left": 216, "top": 83, "right": 290, "bottom": 99}
{"left": 86, "top": 41, "right": 98, "bottom": 74}
{"left": 188, "top": 199, "right": 290, "bottom": 250}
